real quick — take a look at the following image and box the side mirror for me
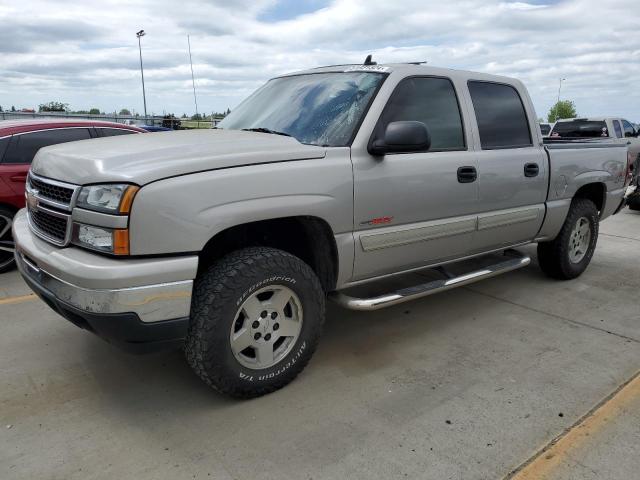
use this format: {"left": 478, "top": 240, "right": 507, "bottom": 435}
{"left": 369, "top": 121, "right": 431, "bottom": 156}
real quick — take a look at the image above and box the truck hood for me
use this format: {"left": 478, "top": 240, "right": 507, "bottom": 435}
{"left": 31, "top": 129, "right": 326, "bottom": 185}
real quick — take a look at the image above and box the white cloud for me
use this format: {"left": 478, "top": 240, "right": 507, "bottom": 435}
{"left": 0, "top": 0, "right": 638, "bottom": 121}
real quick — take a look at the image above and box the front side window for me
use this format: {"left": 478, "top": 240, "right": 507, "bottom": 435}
{"left": 219, "top": 72, "right": 386, "bottom": 147}
{"left": 468, "top": 81, "right": 532, "bottom": 149}
{"left": 540, "top": 124, "right": 551, "bottom": 135}
{"left": 613, "top": 120, "right": 623, "bottom": 138}
{"left": 3, "top": 128, "right": 92, "bottom": 164}
{"left": 622, "top": 119, "right": 636, "bottom": 138}
{"left": 376, "top": 77, "right": 465, "bottom": 151}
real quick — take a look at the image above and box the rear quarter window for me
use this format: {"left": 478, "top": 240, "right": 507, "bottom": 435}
{"left": 98, "top": 128, "right": 139, "bottom": 137}
{"left": 468, "top": 81, "right": 532, "bottom": 149}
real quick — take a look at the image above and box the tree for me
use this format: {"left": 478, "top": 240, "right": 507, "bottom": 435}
{"left": 10, "top": 106, "right": 16, "bottom": 112}
{"left": 191, "top": 113, "right": 203, "bottom": 121}
{"left": 119, "top": 108, "right": 131, "bottom": 116}
{"left": 0, "top": 105, "right": 3, "bottom": 112}
{"left": 548, "top": 100, "right": 577, "bottom": 123}
{"left": 88, "top": 108, "right": 101, "bottom": 115}
{"left": 39, "top": 101, "right": 68, "bottom": 112}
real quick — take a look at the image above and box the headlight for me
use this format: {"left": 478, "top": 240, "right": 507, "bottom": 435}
{"left": 72, "top": 223, "right": 129, "bottom": 255}
{"left": 76, "top": 184, "right": 139, "bottom": 214}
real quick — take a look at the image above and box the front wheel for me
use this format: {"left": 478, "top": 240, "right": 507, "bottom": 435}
{"left": 537, "top": 198, "right": 599, "bottom": 280}
{"left": 185, "top": 247, "right": 325, "bottom": 398}
{"left": 0, "top": 207, "right": 16, "bottom": 274}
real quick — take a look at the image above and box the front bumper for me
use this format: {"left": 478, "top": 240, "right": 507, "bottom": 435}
{"left": 12, "top": 209, "right": 198, "bottom": 353}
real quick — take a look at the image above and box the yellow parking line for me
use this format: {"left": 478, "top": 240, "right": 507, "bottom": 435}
{"left": 0, "top": 293, "right": 37, "bottom": 305}
{"left": 510, "top": 371, "right": 640, "bottom": 479}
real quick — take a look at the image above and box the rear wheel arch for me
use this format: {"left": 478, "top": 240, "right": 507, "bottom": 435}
{"left": 198, "top": 216, "right": 339, "bottom": 293}
{"left": 573, "top": 182, "right": 606, "bottom": 214}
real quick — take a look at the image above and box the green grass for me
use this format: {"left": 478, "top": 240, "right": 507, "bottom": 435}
{"left": 180, "top": 120, "right": 214, "bottom": 129}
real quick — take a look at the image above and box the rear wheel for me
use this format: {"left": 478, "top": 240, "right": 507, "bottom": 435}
{"left": 537, "top": 198, "right": 599, "bottom": 280}
{"left": 0, "top": 207, "right": 16, "bottom": 274}
{"left": 185, "top": 247, "right": 325, "bottom": 398}
{"left": 627, "top": 193, "right": 640, "bottom": 211}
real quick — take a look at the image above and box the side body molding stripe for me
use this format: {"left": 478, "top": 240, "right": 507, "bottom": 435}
{"left": 358, "top": 206, "right": 543, "bottom": 252}
{"left": 360, "top": 217, "right": 477, "bottom": 252}
{"left": 477, "top": 207, "right": 541, "bottom": 230}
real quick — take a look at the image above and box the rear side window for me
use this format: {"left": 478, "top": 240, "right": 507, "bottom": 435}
{"left": 468, "top": 81, "right": 532, "bottom": 149}
{"left": 98, "top": 128, "right": 138, "bottom": 137}
{"left": 551, "top": 120, "right": 608, "bottom": 138}
{"left": 613, "top": 120, "right": 623, "bottom": 138}
{"left": 378, "top": 77, "right": 466, "bottom": 151}
{"left": 3, "top": 128, "right": 92, "bottom": 164}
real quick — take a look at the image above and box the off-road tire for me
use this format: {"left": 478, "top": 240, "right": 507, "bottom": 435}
{"left": 627, "top": 194, "right": 640, "bottom": 211}
{"left": 0, "top": 206, "right": 16, "bottom": 274}
{"left": 537, "top": 198, "right": 599, "bottom": 280}
{"left": 185, "top": 247, "right": 325, "bottom": 398}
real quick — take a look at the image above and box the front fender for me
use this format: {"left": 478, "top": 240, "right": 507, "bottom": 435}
{"left": 128, "top": 151, "right": 353, "bottom": 256}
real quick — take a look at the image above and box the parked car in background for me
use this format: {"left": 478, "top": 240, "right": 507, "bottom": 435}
{"left": 551, "top": 118, "right": 640, "bottom": 201}
{"left": 140, "top": 125, "right": 173, "bottom": 132}
{"left": 0, "top": 120, "right": 145, "bottom": 272}
{"left": 12, "top": 63, "right": 631, "bottom": 397}
{"left": 539, "top": 122, "right": 552, "bottom": 136}
{"left": 550, "top": 117, "right": 638, "bottom": 140}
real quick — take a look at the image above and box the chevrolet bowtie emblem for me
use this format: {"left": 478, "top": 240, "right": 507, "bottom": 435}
{"left": 27, "top": 192, "right": 39, "bottom": 210}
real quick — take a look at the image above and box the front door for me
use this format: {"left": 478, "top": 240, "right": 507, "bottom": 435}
{"left": 351, "top": 76, "right": 479, "bottom": 281}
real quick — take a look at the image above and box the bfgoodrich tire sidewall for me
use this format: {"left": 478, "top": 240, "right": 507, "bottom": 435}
{"left": 217, "top": 273, "right": 322, "bottom": 387}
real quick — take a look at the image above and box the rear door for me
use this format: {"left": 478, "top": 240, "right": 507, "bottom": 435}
{"left": 2, "top": 128, "right": 93, "bottom": 195}
{"left": 466, "top": 81, "right": 547, "bottom": 251}
{"left": 351, "top": 75, "right": 479, "bottom": 281}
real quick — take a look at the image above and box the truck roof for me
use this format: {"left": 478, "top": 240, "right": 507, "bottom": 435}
{"left": 280, "top": 63, "right": 521, "bottom": 86}
{"left": 0, "top": 118, "right": 146, "bottom": 136}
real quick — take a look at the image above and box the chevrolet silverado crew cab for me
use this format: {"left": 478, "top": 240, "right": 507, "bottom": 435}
{"left": 13, "top": 62, "right": 632, "bottom": 398}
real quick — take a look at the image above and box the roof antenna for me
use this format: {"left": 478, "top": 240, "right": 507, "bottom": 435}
{"left": 364, "top": 54, "right": 376, "bottom": 66}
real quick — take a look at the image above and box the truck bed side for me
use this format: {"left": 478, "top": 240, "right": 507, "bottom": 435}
{"left": 536, "top": 140, "right": 628, "bottom": 241}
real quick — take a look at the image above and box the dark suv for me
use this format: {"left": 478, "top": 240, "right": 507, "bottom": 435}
{"left": 0, "top": 119, "right": 145, "bottom": 272}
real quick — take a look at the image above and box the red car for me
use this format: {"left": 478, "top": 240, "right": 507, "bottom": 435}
{"left": 0, "top": 119, "right": 146, "bottom": 272}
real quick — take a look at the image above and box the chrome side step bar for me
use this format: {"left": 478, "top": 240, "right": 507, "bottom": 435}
{"left": 329, "top": 251, "right": 530, "bottom": 311}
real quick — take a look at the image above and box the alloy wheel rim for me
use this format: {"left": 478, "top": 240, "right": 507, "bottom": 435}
{"left": 0, "top": 214, "right": 15, "bottom": 269}
{"left": 568, "top": 216, "right": 591, "bottom": 264}
{"left": 230, "top": 285, "right": 303, "bottom": 370}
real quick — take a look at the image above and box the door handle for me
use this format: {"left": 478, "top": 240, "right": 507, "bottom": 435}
{"left": 524, "top": 163, "right": 539, "bottom": 177}
{"left": 10, "top": 174, "right": 27, "bottom": 182}
{"left": 457, "top": 166, "right": 477, "bottom": 183}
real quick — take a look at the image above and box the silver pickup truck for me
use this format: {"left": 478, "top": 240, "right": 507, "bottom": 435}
{"left": 13, "top": 63, "right": 632, "bottom": 397}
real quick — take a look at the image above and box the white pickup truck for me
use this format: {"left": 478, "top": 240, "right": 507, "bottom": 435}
{"left": 13, "top": 62, "right": 632, "bottom": 397}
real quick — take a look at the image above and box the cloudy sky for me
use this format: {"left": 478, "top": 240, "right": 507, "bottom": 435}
{"left": 1, "top": 0, "right": 639, "bottom": 121}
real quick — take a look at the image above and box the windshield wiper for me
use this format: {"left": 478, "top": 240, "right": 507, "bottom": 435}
{"left": 242, "top": 127, "right": 292, "bottom": 137}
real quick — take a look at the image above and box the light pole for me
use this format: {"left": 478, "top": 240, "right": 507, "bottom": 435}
{"left": 555, "top": 78, "right": 566, "bottom": 122}
{"left": 557, "top": 78, "right": 566, "bottom": 105}
{"left": 187, "top": 35, "right": 199, "bottom": 122}
{"left": 136, "top": 30, "right": 148, "bottom": 120}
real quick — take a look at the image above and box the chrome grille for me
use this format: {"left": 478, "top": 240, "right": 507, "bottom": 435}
{"left": 26, "top": 173, "right": 79, "bottom": 246}
{"left": 29, "top": 208, "right": 68, "bottom": 243}
{"left": 28, "top": 175, "right": 75, "bottom": 205}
